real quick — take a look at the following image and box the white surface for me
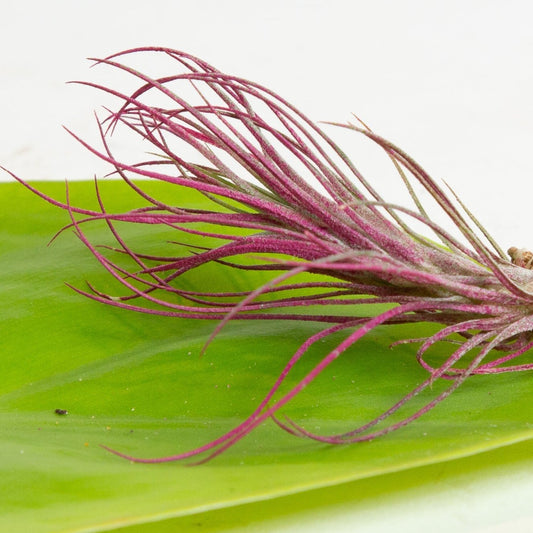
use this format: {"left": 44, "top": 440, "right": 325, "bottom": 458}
{"left": 1, "top": 1, "right": 532, "bottom": 531}
{"left": 2, "top": 0, "right": 533, "bottom": 248}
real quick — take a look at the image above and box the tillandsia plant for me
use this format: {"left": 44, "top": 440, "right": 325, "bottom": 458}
{"left": 7, "top": 47, "right": 533, "bottom": 464}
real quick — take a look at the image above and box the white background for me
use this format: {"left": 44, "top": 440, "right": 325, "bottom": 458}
{"left": 1, "top": 1, "right": 532, "bottom": 531}
{"left": 2, "top": 0, "right": 533, "bottom": 249}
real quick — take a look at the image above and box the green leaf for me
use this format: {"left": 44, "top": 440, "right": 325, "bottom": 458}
{"left": 1, "top": 180, "right": 531, "bottom": 532}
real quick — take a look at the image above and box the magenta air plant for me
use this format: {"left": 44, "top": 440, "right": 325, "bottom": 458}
{"left": 9, "top": 47, "right": 533, "bottom": 464}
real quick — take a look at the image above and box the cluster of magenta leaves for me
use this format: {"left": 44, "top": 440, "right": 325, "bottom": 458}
{"left": 9, "top": 47, "right": 533, "bottom": 464}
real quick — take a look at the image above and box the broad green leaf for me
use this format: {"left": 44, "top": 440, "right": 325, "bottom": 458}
{"left": 0, "top": 181, "right": 531, "bottom": 532}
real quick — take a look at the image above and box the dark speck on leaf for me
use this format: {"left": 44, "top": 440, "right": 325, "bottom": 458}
{"left": 54, "top": 409, "right": 68, "bottom": 416}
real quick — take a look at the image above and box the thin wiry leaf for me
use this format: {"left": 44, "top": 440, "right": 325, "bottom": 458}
{"left": 6, "top": 46, "right": 533, "bottom": 463}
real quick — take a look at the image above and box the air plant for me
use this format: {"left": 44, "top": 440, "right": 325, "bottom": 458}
{"left": 8, "top": 47, "right": 533, "bottom": 464}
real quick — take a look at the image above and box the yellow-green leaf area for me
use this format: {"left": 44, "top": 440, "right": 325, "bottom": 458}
{"left": 0, "top": 181, "right": 531, "bottom": 532}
